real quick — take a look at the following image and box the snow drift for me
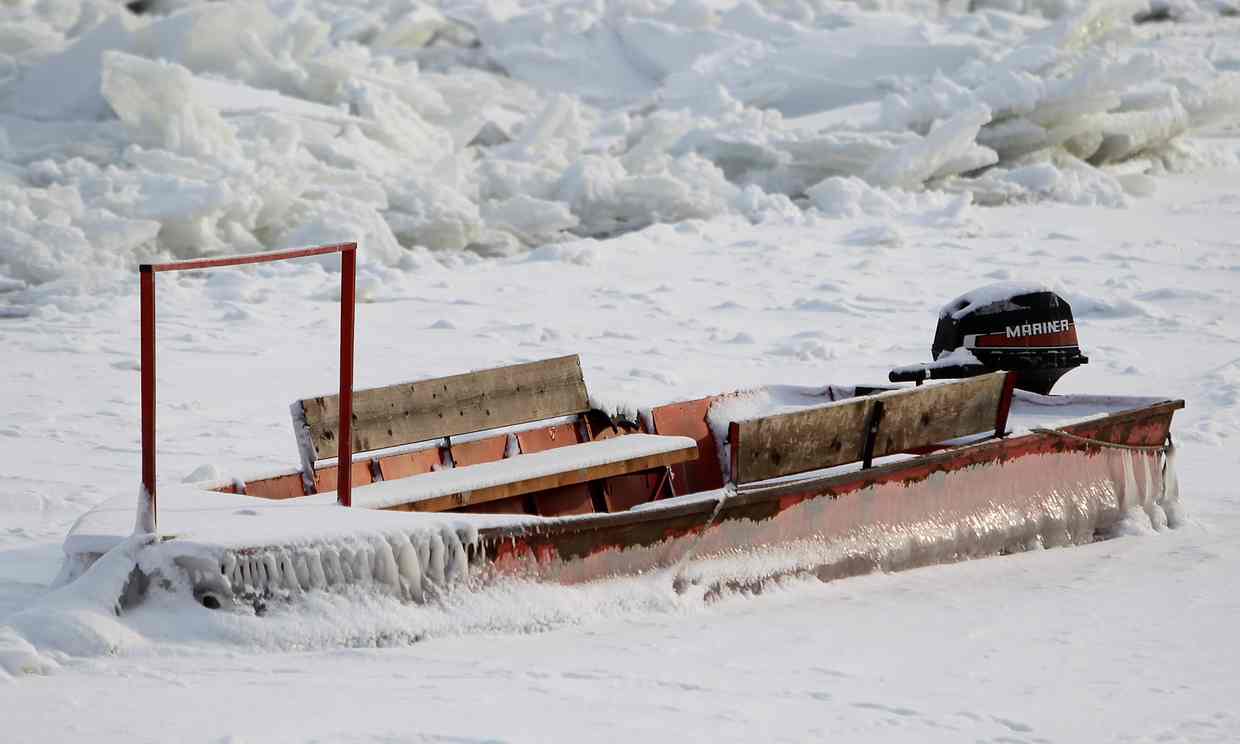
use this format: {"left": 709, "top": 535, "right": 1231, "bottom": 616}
{"left": 0, "top": 0, "right": 1237, "bottom": 295}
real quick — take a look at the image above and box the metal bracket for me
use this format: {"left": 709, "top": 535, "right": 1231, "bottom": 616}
{"left": 994, "top": 371, "right": 1018, "bottom": 438}
{"left": 654, "top": 465, "right": 675, "bottom": 500}
{"left": 860, "top": 400, "right": 886, "bottom": 470}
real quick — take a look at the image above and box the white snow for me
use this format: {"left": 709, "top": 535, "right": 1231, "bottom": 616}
{"left": 1, "top": 0, "right": 1238, "bottom": 291}
{"left": 940, "top": 280, "right": 1055, "bottom": 319}
{"left": 332, "top": 433, "right": 696, "bottom": 510}
{"left": 0, "top": 0, "right": 1239, "bottom": 741}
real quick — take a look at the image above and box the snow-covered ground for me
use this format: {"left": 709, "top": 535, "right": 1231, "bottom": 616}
{"left": 3, "top": 453, "right": 1238, "bottom": 743}
{"left": 1, "top": 0, "right": 1239, "bottom": 740}
{"left": 3, "top": 0, "right": 1239, "bottom": 290}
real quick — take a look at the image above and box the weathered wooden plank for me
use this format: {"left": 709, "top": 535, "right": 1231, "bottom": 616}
{"left": 730, "top": 373, "right": 1011, "bottom": 485}
{"left": 868, "top": 372, "right": 1008, "bottom": 459}
{"left": 730, "top": 396, "right": 873, "bottom": 484}
{"left": 298, "top": 355, "right": 588, "bottom": 460}
{"left": 384, "top": 444, "right": 697, "bottom": 513}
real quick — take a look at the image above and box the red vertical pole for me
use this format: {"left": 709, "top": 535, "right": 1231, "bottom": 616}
{"left": 139, "top": 266, "right": 157, "bottom": 532}
{"left": 337, "top": 246, "right": 357, "bottom": 507}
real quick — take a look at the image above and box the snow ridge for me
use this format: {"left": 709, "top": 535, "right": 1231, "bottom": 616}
{"left": 0, "top": 0, "right": 1236, "bottom": 294}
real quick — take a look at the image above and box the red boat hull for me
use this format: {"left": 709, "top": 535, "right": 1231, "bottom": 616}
{"left": 476, "top": 402, "right": 1181, "bottom": 594}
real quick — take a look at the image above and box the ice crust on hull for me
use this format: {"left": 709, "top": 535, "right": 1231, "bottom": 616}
{"left": 170, "top": 525, "right": 478, "bottom": 609}
{"left": 491, "top": 447, "right": 1179, "bottom": 598}
{"left": 0, "top": 387, "right": 1180, "bottom": 672}
{"left": 50, "top": 440, "right": 1178, "bottom": 623}
{"left": 0, "top": 0, "right": 1236, "bottom": 293}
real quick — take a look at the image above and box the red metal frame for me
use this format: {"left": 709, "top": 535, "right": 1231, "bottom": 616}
{"left": 139, "top": 243, "right": 358, "bottom": 531}
{"left": 994, "top": 371, "right": 1018, "bottom": 437}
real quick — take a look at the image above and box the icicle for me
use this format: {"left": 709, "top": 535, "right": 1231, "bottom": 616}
{"left": 1141, "top": 453, "right": 1167, "bottom": 530}
{"left": 1121, "top": 449, "right": 1139, "bottom": 510}
{"left": 414, "top": 534, "right": 431, "bottom": 577}
{"left": 278, "top": 552, "right": 301, "bottom": 593}
{"left": 441, "top": 526, "right": 467, "bottom": 583}
{"left": 238, "top": 556, "right": 253, "bottom": 591}
{"left": 307, "top": 549, "right": 327, "bottom": 590}
{"left": 322, "top": 547, "right": 343, "bottom": 586}
{"left": 262, "top": 553, "right": 281, "bottom": 592}
{"left": 254, "top": 555, "right": 269, "bottom": 592}
{"left": 456, "top": 524, "right": 479, "bottom": 549}
{"left": 374, "top": 539, "right": 399, "bottom": 589}
{"left": 1162, "top": 438, "right": 1183, "bottom": 528}
{"left": 427, "top": 533, "right": 446, "bottom": 588}
{"left": 293, "top": 552, "right": 310, "bottom": 590}
{"left": 352, "top": 543, "right": 369, "bottom": 585}
{"left": 395, "top": 536, "right": 423, "bottom": 602}
{"left": 342, "top": 546, "right": 360, "bottom": 583}
{"left": 222, "top": 553, "right": 237, "bottom": 585}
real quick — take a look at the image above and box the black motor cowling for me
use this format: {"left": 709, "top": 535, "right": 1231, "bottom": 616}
{"left": 890, "top": 283, "right": 1088, "bottom": 394}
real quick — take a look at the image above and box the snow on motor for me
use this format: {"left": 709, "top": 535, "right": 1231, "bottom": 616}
{"left": 890, "top": 282, "right": 1089, "bottom": 395}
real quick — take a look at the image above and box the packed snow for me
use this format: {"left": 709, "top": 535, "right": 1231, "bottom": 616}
{"left": 1, "top": 0, "right": 1239, "bottom": 741}
{"left": 1, "top": 0, "right": 1239, "bottom": 294}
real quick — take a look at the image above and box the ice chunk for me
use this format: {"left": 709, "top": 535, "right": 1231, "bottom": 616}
{"left": 101, "top": 52, "right": 239, "bottom": 159}
{"left": 481, "top": 195, "right": 579, "bottom": 245}
{"left": 0, "top": 181, "right": 158, "bottom": 285}
{"left": 1, "top": 15, "right": 135, "bottom": 121}
{"left": 477, "top": 11, "right": 655, "bottom": 105}
{"left": 134, "top": 1, "right": 322, "bottom": 98}
{"left": 1091, "top": 103, "right": 1191, "bottom": 164}
{"left": 961, "top": 156, "right": 1128, "bottom": 207}
{"left": 1182, "top": 74, "right": 1240, "bottom": 129}
{"left": 280, "top": 195, "right": 406, "bottom": 266}
{"left": 348, "top": 80, "right": 454, "bottom": 163}
{"left": 371, "top": 5, "right": 454, "bottom": 50}
{"left": 385, "top": 178, "right": 483, "bottom": 252}
{"left": 0, "top": 0, "right": 1229, "bottom": 293}
{"left": 806, "top": 176, "right": 973, "bottom": 227}
{"left": 478, "top": 159, "right": 561, "bottom": 202}
{"left": 865, "top": 106, "right": 995, "bottom": 189}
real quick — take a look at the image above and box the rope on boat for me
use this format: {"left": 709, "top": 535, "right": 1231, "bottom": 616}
{"left": 672, "top": 428, "right": 1178, "bottom": 592}
{"left": 1032, "top": 428, "right": 1182, "bottom": 528}
{"left": 1029, "top": 427, "right": 1171, "bottom": 453}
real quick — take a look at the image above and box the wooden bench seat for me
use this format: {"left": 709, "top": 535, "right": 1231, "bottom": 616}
{"left": 320, "top": 434, "right": 697, "bottom": 512}
{"left": 727, "top": 372, "right": 1016, "bottom": 486}
{"left": 288, "top": 355, "right": 697, "bottom": 514}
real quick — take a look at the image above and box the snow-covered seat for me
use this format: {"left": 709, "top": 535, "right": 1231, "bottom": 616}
{"left": 726, "top": 372, "right": 1015, "bottom": 485}
{"left": 282, "top": 355, "right": 697, "bottom": 515}
{"left": 316, "top": 434, "right": 698, "bottom": 513}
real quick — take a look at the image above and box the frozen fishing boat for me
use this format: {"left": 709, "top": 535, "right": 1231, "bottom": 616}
{"left": 62, "top": 245, "right": 1184, "bottom": 611}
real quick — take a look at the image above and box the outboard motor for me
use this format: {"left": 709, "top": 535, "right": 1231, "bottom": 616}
{"left": 890, "top": 283, "right": 1088, "bottom": 395}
